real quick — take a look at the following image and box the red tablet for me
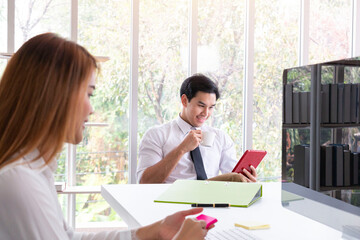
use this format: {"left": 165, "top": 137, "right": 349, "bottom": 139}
{"left": 232, "top": 150, "right": 267, "bottom": 174}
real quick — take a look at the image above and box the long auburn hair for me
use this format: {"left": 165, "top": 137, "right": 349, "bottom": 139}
{"left": 0, "top": 33, "right": 97, "bottom": 169}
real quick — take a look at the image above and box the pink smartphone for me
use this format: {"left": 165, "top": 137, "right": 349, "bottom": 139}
{"left": 196, "top": 214, "right": 218, "bottom": 229}
{"left": 232, "top": 150, "right": 267, "bottom": 174}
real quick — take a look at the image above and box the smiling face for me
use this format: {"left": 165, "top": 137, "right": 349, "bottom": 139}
{"left": 72, "top": 71, "right": 96, "bottom": 144}
{"left": 180, "top": 91, "right": 217, "bottom": 127}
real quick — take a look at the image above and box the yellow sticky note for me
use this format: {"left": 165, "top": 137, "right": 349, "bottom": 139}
{"left": 235, "top": 221, "right": 270, "bottom": 230}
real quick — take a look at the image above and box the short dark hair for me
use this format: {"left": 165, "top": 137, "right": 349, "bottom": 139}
{"left": 180, "top": 74, "right": 220, "bottom": 102}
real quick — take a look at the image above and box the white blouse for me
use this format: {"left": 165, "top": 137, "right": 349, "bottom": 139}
{"left": 0, "top": 149, "right": 133, "bottom": 240}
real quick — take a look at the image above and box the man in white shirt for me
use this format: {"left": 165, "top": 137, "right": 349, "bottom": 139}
{"left": 137, "top": 74, "right": 257, "bottom": 183}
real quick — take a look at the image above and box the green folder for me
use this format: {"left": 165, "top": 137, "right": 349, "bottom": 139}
{"left": 154, "top": 180, "right": 262, "bottom": 207}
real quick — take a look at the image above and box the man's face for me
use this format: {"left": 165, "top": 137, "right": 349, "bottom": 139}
{"left": 180, "top": 91, "right": 217, "bottom": 127}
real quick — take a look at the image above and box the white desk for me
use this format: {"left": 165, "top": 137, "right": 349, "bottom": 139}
{"left": 101, "top": 182, "right": 344, "bottom": 239}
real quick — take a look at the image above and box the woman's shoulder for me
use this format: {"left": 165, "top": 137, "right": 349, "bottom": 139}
{"left": 0, "top": 164, "right": 44, "bottom": 194}
{"left": 0, "top": 151, "right": 54, "bottom": 201}
{"left": 0, "top": 162, "right": 67, "bottom": 240}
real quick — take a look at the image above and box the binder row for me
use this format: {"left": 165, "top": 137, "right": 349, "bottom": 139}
{"left": 322, "top": 83, "right": 360, "bottom": 124}
{"left": 284, "top": 84, "right": 310, "bottom": 124}
{"left": 320, "top": 144, "right": 359, "bottom": 187}
{"left": 284, "top": 83, "right": 360, "bottom": 124}
{"left": 293, "top": 144, "right": 360, "bottom": 188}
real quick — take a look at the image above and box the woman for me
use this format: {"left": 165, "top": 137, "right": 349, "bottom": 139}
{"left": 0, "top": 33, "right": 210, "bottom": 239}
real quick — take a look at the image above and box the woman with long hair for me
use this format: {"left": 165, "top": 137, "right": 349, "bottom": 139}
{"left": 0, "top": 33, "right": 210, "bottom": 239}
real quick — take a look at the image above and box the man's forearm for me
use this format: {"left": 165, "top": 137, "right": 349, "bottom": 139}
{"left": 140, "top": 146, "right": 186, "bottom": 183}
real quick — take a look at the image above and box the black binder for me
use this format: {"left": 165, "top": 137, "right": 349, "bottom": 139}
{"left": 284, "top": 84, "right": 293, "bottom": 124}
{"left": 344, "top": 150, "right": 351, "bottom": 186}
{"left": 321, "top": 84, "right": 330, "bottom": 123}
{"left": 350, "top": 84, "right": 357, "bottom": 123}
{"left": 300, "top": 92, "right": 308, "bottom": 124}
{"left": 344, "top": 84, "right": 351, "bottom": 123}
{"left": 294, "top": 144, "right": 310, "bottom": 188}
{"left": 352, "top": 153, "right": 359, "bottom": 185}
{"left": 320, "top": 145, "right": 333, "bottom": 187}
{"left": 293, "top": 92, "right": 300, "bottom": 123}
{"left": 329, "top": 144, "right": 347, "bottom": 187}
{"left": 330, "top": 84, "right": 338, "bottom": 123}
{"left": 338, "top": 83, "right": 344, "bottom": 124}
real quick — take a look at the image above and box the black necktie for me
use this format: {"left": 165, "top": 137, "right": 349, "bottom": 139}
{"left": 190, "top": 146, "right": 208, "bottom": 180}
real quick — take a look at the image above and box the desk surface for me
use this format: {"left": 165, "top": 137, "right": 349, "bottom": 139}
{"left": 101, "top": 182, "right": 344, "bottom": 240}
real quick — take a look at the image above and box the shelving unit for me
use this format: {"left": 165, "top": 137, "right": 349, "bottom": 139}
{"left": 282, "top": 57, "right": 360, "bottom": 197}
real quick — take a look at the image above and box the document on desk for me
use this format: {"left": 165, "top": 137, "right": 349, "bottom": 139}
{"left": 154, "top": 180, "right": 262, "bottom": 207}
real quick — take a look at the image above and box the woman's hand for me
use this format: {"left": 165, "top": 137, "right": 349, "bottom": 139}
{"left": 158, "top": 208, "right": 208, "bottom": 240}
{"left": 135, "top": 208, "right": 214, "bottom": 240}
{"left": 171, "top": 217, "right": 208, "bottom": 240}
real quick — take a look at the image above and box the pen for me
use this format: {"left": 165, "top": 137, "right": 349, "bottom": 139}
{"left": 191, "top": 203, "right": 230, "bottom": 207}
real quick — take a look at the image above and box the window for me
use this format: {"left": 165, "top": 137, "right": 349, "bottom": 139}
{"left": 138, "top": 0, "right": 188, "bottom": 133}
{"left": 77, "top": 0, "right": 131, "bottom": 188}
{"left": 0, "top": 0, "right": 6, "bottom": 53}
{"left": 0, "top": 1, "right": 7, "bottom": 74}
{"left": 14, "top": 0, "right": 70, "bottom": 50}
{"left": 74, "top": 0, "right": 131, "bottom": 226}
{"left": 309, "top": 0, "right": 352, "bottom": 63}
{"left": 198, "top": 0, "right": 245, "bottom": 151}
{"left": 253, "top": 0, "right": 300, "bottom": 179}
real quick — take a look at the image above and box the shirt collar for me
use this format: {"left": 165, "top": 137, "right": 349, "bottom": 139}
{"left": 17, "top": 149, "right": 57, "bottom": 172}
{"left": 4, "top": 149, "right": 57, "bottom": 173}
{"left": 176, "top": 114, "right": 203, "bottom": 135}
{"left": 23, "top": 149, "right": 58, "bottom": 172}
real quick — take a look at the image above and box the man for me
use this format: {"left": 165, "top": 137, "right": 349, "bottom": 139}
{"left": 137, "top": 74, "right": 257, "bottom": 183}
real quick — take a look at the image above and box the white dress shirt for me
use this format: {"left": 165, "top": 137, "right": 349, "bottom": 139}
{"left": 0, "top": 149, "right": 134, "bottom": 240}
{"left": 137, "top": 116, "right": 238, "bottom": 183}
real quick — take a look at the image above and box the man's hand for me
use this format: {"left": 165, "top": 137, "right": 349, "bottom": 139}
{"left": 178, "top": 130, "right": 202, "bottom": 153}
{"left": 208, "top": 165, "right": 258, "bottom": 182}
{"left": 242, "top": 165, "right": 257, "bottom": 182}
{"left": 139, "top": 130, "right": 203, "bottom": 183}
